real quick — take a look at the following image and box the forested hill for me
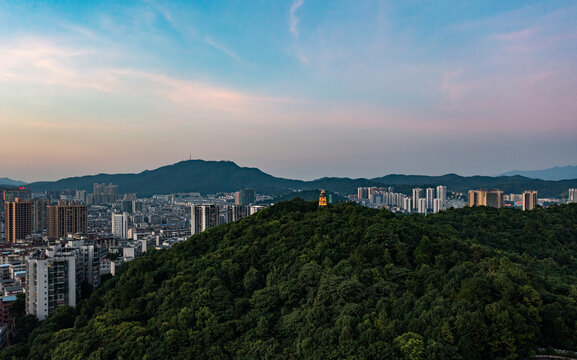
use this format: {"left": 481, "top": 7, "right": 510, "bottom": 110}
{"left": 3, "top": 201, "right": 577, "bottom": 359}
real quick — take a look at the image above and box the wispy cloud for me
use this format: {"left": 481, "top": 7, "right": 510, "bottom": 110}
{"left": 296, "top": 49, "right": 309, "bottom": 65}
{"left": 204, "top": 37, "right": 246, "bottom": 64}
{"left": 494, "top": 28, "right": 534, "bottom": 41}
{"left": 143, "top": 0, "right": 175, "bottom": 25}
{"left": 289, "top": 0, "right": 304, "bottom": 37}
{"left": 0, "top": 38, "right": 311, "bottom": 116}
{"left": 0, "top": 39, "right": 116, "bottom": 92}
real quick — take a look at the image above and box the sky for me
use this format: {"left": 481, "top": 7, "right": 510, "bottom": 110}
{"left": 1, "top": 1, "right": 576, "bottom": 182}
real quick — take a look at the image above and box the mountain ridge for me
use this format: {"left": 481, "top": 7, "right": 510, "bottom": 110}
{"left": 25, "top": 160, "right": 577, "bottom": 198}
{"left": 500, "top": 165, "right": 577, "bottom": 181}
{"left": 0, "top": 178, "right": 27, "bottom": 186}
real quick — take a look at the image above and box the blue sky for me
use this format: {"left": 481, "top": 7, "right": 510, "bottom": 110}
{"left": 1, "top": 1, "right": 576, "bottom": 181}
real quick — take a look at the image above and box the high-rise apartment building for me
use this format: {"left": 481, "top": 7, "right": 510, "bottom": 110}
{"left": 92, "top": 183, "right": 119, "bottom": 204}
{"left": 468, "top": 190, "right": 503, "bottom": 209}
{"left": 66, "top": 239, "right": 101, "bottom": 290}
{"left": 47, "top": 202, "right": 88, "bottom": 239}
{"left": 418, "top": 198, "right": 427, "bottom": 214}
{"left": 569, "top": 189, "right": 577, "bottom": 203}
{"left": 468, "top": 190, "right": 483, "bottom": 207}
{"left": 200, "top": 205, "right": 219, "bottom": 232}
{"left": 357, "top": 187, "right": 370, "bottom": 200}
{"left": 26, "top": 246, "right": 77, "bottom": 321}
{"left": 75, "top": 190, "right": 86, "bottom": 203}
{"left": 112, "top": 212, "right": 129, "bottom": 239}
{"left": 434, "top": 185, "right": 448, "bottom": 213}
{"left": 120, "top": 194, "right": 138, "bottom": 214}
{"left": 433, "top": 198, "right": 443, "bottom": 213}
{"left": 412, "top": 188, "right": 423, "bottom": 211}
{"left": 191, "top": 205, "right": 219, "bottom": 235}
{"left": 522, "top": 191, "right": 538, "bottom": 211}
{"left": 426, "top": 188, "right": 435, "bottom": 210}
{"left": 26, "top": 240, "right": 100, "bottom": 321}
{"left": 403, "top": 197, "right": 412, "bottom": 212}
{"left": 235, "top": 189, "right": 256, "bottom": 205}
{"left": 370, "top": 193, "right": 383, "bottom": 204}
{"left": 32, "top": 198, "right": 49, "bottom": 233}
{"left": 436, "top": 185, "right": 447, "bottom": 202}
{"left": 486, "top": 190, "right": 503, "bottom": 208}
{"left": 4, "top": 199, "right": 32, "bottom": 243}
{"left": 225, "top": 205, "right": 250, "bottom": 223}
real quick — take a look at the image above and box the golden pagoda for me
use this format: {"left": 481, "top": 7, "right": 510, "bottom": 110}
{"left": 319, "top": 189, "right": 328, "bottom": 207}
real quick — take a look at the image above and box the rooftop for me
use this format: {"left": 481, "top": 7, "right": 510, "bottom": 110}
{"left": 2, "top": 295, "right": 17, "bottom": 302}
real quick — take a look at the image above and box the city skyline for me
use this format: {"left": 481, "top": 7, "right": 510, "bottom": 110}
{"left": 1, "top": 1, "right": 576, "bottom": 181}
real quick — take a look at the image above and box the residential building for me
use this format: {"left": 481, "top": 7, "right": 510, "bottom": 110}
{"left": 468, "top": 190, "right": 503, "bottom": 209}
{"left": 0, "top": 295, "right": 17, "bottom": 327}
{"left": 357, "top": 187, "right": 370, "bottom": 200}
{"left": 235, "top": 189, "right": 256, "bottom": 205}
{"left": 67, "top": 239, "right": 101, "bottom": 289}
{"left": 47, "top": 202, "right": 88, "bottom": 239}
{"left": 32, "top": 198, "right": 49, "bottom": 233}
{"left": 523, "top": 191, "right": 538, "bottom": 211}
{"left": 250, "top": 205, "right": 267, "bottom": 215}
{"left": 75, "top": 190, "right": 86, "bottom": 203}
{"left": 224, "top": 205, "right": 250, "bottom": 223}
{"left": 437, "top": 185, "right": 447, "bottom": 202}
{"left": 92, "top": 183, "right": 119, "bottom": 204}
{"left": 569, "top": 188, "right": 577, "bottom": 203}
{"left": 191, "top": 205, "right": 218, "bottom": 235}
{"left": 403, "top": 197, "right": 412, "bottom": 212}
{"left": 426, "top": 188, "right": 435, "bottom": 210}
{"left": 26, "top": 240, "right": 100, "bottom": 320}
{"left": 112, "top": 212, "right": 129, "bottom": 239}
{"left": 412, "top": 188, "right": 423, "bottom": 211}
{"left": 26, "top": 246, "right": 77, "bottom": 321}
{"left": 433, "top": 198, "right": 443, "bottom": 213}
{"left": 4, "top": 199, "right": 32, "bottom": 243}
{"left": 418, "top": 198, "right": 427, "bottom": 214}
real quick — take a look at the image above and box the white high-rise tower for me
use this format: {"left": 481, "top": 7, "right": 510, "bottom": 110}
{"left": 412, "top": 188, "right": 423, "bottom": 211}
{"left": 426, "top": 188, "right": 435, "bottom": 210}
{"left": 569, "top": 189, "right": 577, "bottom": 203}
{"left": 436, "top": 185, "right": 447, "bottom": 202}
{"left": 112, "top": 212, "right": 129, "bottom": 239}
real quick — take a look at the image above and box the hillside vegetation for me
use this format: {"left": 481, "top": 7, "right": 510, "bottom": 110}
{"left": 3, "top": 201, "right": 577, "bottom": 359}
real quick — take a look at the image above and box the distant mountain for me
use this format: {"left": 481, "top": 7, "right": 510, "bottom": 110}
{"left": 500, "top": 165, "right": 577, "bottom": 181}
{"left": 26, "top": 160, "right": 577, "bottom": 198}
{"left": 0, "top": 178, "right": 27, "bottom": 186}
{"left": 27, "top": 160, "right": 381, "bottom": 197}
{"left": 28, "top": 160, "right": 304, "bottom": 197}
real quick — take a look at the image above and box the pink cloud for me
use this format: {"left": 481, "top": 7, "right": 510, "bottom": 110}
{"left": 0, "top": 38, "right": 315, "bottom": 118}
{"left": 494, "top": 28, "right": 534, "bottom": 41}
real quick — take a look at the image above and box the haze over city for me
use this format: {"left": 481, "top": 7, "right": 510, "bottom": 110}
{"left": 1, "top": 1, "right": 576, "bottom": 182}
